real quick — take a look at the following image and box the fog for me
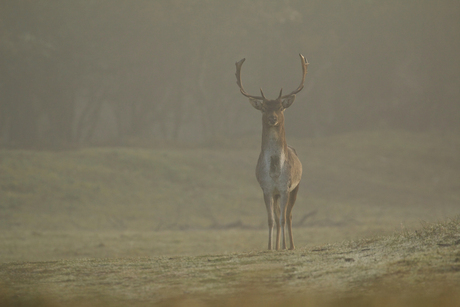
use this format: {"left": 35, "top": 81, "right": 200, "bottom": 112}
{"left": 0, "top": 0, "right": 459, "bottom": 147}
{"left": 1, "top": 1, "right": 460, "bottom": 263}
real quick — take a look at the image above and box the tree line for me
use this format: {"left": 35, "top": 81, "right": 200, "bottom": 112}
{"left": 1, "top": 0, "right": 459, "bottom": 148}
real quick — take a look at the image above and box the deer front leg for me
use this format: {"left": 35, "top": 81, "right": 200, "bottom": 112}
{"left": 263, "top": 193, "right": 275, "bottom": 250}
{"left": 287, "top": 185, "right": 299, "bottom": 250}
{"left": 279, "top": 192, "right": 290, "bottom": 250}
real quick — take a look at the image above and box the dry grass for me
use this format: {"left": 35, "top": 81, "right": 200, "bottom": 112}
{"left": 0, "top": 130, "right": 459, "bottom": 305}
{"left": 1, "top": 130, "right": 459, "bottom": 262}
{"left": 0, "top": 217, "right": 459, "bottom": 306}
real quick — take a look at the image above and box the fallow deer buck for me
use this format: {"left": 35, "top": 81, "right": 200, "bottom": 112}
{"left": 235, "top": 54, "right": 308, "bottom": 250}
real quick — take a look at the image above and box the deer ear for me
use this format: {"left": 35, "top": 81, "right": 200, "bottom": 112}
{"left": 249, "top": 98, "right": 264, "bottom": 111}
{"left": 282, "top": 95, "right": 296, "bottom": 109}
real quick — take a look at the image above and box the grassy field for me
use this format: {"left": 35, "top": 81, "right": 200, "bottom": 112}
{"left": 0, "top": 217, "right": 459, "bottom": 306}
{"left": 1, "top": 130, "right": 459, "bottom": 261}
{"left": 0, "top": 130, "right": 459, "bottom": 305}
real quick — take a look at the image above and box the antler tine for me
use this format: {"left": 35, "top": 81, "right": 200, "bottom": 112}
{"left": 277, "top": 88, "right": 283, "bottom": 100}
{"left": 281, "top": 54, "right": 309, "bottom": 99}
{"left": 235, "top": 58, "right": 264, "bottom": 100}
{"left": 260, "top": 88, "right": 267, "bottom": 100}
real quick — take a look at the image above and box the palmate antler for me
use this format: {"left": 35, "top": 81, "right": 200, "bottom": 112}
{"left": 235, "top": 58, "right": 265, "bottom": 100}
{"left": 280, "top": 54, "right": 308, "bottom": 99}
{"left": 235, "top": 54, "right": 309, "bottom": 101}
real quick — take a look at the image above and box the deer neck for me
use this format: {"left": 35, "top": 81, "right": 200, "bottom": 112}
{"left": 261, "top": 123, "right": 287, "bottom": 153}
{"left": 261, "top": 122, "right": 288, "bottom": 179}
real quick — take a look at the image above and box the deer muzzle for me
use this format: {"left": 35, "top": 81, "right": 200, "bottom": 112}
{"left": 267, "top": 115, "right": 278, "bottom": 126}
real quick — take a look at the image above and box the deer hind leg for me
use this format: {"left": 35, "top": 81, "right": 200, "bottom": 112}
{"left": 273, "top": 195, "right": 281, "bottom": 250}
{"left": 287, "top": 184, "right": 300, "bottom": 250}
{"left": 279, "top": 192, "right": 290, "bottom": 250}
{"left": 263, "top": 193, "right": 275, "bottom": 250}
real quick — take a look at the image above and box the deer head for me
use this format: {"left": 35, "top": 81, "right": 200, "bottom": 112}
{"left": 235, "top": 54, "right": 308, "bottom": 127}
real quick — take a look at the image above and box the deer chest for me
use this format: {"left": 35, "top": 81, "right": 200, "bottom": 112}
{"left": 256, "top": 152, "right": 292, "bottom": 193}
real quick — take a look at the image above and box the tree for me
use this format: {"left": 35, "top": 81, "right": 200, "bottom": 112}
{"left": 1, "top": 0, "right": 459, "bottom": 148}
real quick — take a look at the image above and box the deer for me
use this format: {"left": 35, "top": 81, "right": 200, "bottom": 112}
{"left": 235, "top": 54, "right": 308, "bottom": 250}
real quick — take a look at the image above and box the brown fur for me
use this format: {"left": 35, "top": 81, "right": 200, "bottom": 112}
{"left": 235, "top": 54, "right": 308, "bottom": 250}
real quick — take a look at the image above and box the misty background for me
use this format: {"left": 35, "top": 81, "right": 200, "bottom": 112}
{"left": 1, "top": 0, "right": 459, "bottom": 148}
{"left": 1, "top": 1, "right": 460, "bottom": 264}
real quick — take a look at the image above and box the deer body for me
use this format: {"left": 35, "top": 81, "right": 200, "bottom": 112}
{"left": 257, "top": 121, "right": 302, "bottom": 250}
{"left": 235, "top": 54, "right": 308, "bottom": 250}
